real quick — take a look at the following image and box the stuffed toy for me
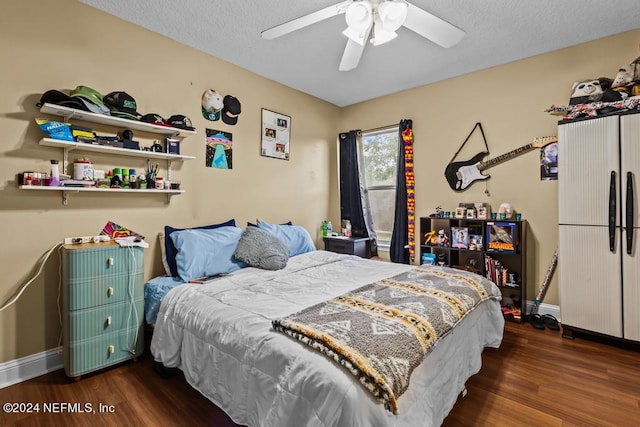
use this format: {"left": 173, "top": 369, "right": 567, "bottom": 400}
{"left": 569, "top": 78, "right": 611, "bottom": 105}
{"left": 423, "top": 230, "right": 438, "bottom": 246}
{"left": 437, "top": 229, "right": 449, "bottom": 247}
{"left": 611, "top": 55, "right": 640, "bottom": 97}
{"left": 565, "top": 77, "right": 626, "bottom": 117}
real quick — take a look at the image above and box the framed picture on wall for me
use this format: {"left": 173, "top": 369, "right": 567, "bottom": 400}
{"left": 261, "top": 108, "right": 291, "bottom": 160}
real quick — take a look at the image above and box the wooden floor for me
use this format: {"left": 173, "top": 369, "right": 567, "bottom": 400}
{"left": 1, "top": 322, "right": 639, "bottom": 426}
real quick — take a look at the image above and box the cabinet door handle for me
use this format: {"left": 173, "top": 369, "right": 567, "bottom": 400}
{"left": 626, "top": 171, "right": 634, "bottom": 255}
{"left": 609, "top": 171, "right": 616, "bottom": 252}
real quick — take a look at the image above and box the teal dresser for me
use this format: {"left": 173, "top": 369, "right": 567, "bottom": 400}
{"left": 61, "top": 242, "right": 145, "bottom": 378}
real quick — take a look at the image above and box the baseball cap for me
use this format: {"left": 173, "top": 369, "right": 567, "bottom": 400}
{"left": 103, "top": 91, "right": 141, "bottom": 120}
{"left": 36, "top": 89, "right": 89, "bottom": 111}
{"left": 70, "top": 86, "right": 110, "bottom": 115}
{"left": 202, "top": 89, "right": 223, "bottom": 121}
{"left": 167, "top": 114, "right": 196, "bottom": 131}
{"left": 140, "top": 113, "right": 173, "bottom": 127}
{"left": 222, "top": 95, "right": 241, "bottom": 125}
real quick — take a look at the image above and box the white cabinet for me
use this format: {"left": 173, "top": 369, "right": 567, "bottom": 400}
{"left": 620, "top": 114, "right": 640, "bottom": 341}
{"left": 558, "top": 113, "right": 640, "bottom": 342}
{"left": 21, "top": 103, "right": 196, "bottom": 205}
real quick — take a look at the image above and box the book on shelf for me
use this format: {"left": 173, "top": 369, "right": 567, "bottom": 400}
{"left": 421, "top": 253, "right": 436, "bottom": 265}
{"left": 486, "top": 221, "right": 516, "bottom": 252}
{"left": 501, "top": 305, "right": 521, "bottom": 321}
{"left": 484, "top": 255, "right": 518, "bottom": 287}
{"left": 451, "top": 226, "right": 469, "bottom": 249}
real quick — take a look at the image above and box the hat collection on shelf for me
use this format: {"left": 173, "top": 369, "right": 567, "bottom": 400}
{"left": 201, "top": 89, "right": 242, "bottom": 126}
{"left": 36, "top": 85, "right": 197, "bottom": 131}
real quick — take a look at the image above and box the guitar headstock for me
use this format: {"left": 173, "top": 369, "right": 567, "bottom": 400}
{"left": 531, "top": 136, "right": 558, "bottom": 148}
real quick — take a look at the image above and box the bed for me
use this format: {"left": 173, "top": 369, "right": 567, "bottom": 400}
{"left": 149, "top": 244, "right": 504, "bottom": 427}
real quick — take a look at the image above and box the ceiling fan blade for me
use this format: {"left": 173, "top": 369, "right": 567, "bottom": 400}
{"left": 402, "top": 3, "right": 465, "bottom": 48}
{"left": 261, "top": 1, "right": 352, "bottom": 40}
{"left": 339, "top": 33, "right": 369, "bottom": 71}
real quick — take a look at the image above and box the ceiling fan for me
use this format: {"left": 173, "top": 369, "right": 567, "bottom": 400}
{"left": 261, "top": 0, "right": 465, "bottom": 71}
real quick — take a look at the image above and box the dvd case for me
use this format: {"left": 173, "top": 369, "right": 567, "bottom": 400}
{"left": 451, "top": 226, "right": 469, "bottom": 249}
{"left": 469, "top": 234, "right": 484, "bottom": 251}
{"left": 486, "top": 222, "right": 516, "bottom": 252}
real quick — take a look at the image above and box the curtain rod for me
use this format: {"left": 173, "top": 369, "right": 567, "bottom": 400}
{"left": 363, "top": 123, "right": 398, "bottom": 133}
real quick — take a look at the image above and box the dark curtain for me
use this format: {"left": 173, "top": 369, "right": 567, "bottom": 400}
{"left": 339, "top": 131, "right": 377, "bottom": 257}
{"left": 390, "top": 119, "right": 413, "bottom": 264}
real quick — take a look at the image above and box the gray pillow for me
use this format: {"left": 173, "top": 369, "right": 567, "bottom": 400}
{"left": 233, "top": 226, "right": 289, "bottom": 270}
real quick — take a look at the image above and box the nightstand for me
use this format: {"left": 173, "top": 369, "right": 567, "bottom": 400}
{"left": 323, "top": 236, "right": 371, "bottom": 258}
{"left": 61, "top": 242, "right": 145, "bottom": 379}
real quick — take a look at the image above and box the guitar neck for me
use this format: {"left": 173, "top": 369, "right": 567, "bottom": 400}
{"left": 478, "top": 143, "right": 534, "bottom": 171}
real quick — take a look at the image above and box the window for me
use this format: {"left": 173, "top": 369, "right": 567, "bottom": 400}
{"left": 361, "top": 127, "right": 399, "bottom": 247}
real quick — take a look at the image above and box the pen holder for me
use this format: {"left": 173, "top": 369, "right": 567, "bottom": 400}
{"left": 146, "top": 173, "right": 155, "bottom": 189}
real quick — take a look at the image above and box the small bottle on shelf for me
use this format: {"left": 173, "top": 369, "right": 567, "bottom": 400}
{"left": 49, "top": 160, "right": 60, "bottom": 186}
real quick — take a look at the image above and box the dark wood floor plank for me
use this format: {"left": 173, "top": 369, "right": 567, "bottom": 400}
{"left": 1, "top": 322, "right": 639, "bottom": 426}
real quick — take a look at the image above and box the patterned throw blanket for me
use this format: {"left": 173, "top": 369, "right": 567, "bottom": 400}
{"left": 272, "top": 266, "right": 497, "bottom": 414}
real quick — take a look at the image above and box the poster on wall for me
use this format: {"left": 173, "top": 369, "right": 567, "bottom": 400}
{"left": 261, "top": 108, "right": 290, "bottom": 160}
{"left": 206, "top": 129, "right": 233, "bottom": 169}
{"left": 540, "top": 142, "right": 558, "bottom": 180}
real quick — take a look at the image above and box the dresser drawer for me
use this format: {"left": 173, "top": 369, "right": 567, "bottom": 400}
{"left": 63, "top": 244, "right": 143, "bottom": 279}
{"left": 66, "top": 297, "right": 144, "bottom": 341}
{"left": 323, "top": 237, "right": 370, "bottom": 258}
{"left": 61, "top": 243, "right": 146, "bottom": 378}
{"left": 66, "top": 273, "right": 143, "bottom": 311}
{"left": 64, "top": 327, "right": 145, "bottom": 377}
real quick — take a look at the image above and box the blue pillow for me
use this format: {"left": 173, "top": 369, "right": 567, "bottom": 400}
{"left": 247, "top": 220, "right": 292, "bottom": 227}
{"left": 170, "top": 226, "right": 245, "bottom": 282}
{"left": 256, "top": 220, "right": 316, "bottom": 256}
{"left": 164, "top": 219, "right": 235, "bottom": 277}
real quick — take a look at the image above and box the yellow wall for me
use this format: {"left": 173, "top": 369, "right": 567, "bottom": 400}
{"left": 339, "top": 28, "right": 640, "bottom": 313}
{"left": 0, "top": 0, "right": 339, "bottom": 363}
{"left": 2, "top": 0, "right": 639, "bottom": 364}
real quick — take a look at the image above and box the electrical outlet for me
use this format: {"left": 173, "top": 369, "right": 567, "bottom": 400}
{"left": 63, "top": 235, "right": 111, "bottom": 245}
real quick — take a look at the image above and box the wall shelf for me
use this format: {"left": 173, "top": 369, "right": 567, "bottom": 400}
{"left": 19, "top": 185, "right": 184, "bottom": 194}
{"left": 25, "top": 103, "right": 197, "bottom": 205}
{"left": 39, "top": 103, "right": 196, "bottom": 137}
{"left": 39, "top": 138, "right": 195, "bottom": 161}
{"left": 19, "top": 184, "right": 184, "bottom": 205}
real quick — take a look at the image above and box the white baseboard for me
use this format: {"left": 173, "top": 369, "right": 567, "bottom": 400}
{"left": 0, "top": 347, "right": 63, "bottom": 389}
{"left": 525, "top": 302, "right": 561, "bottom": 320}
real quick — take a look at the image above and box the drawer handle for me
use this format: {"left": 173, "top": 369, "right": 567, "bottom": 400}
{"left": 108, "top": 345, "right": 114, "bottom": 355}
{"left": 106, "top": 316, "right": 112, "bottom": 326}
{"left": 107, "top": 257, "right": 114, "bottom": 267}
{"left": 107, "top": 287, "right": 114, "bottom": 297}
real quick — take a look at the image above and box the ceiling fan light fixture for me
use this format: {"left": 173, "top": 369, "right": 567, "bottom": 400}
{"left": 342, "top": 26, "right": 368, "bottom": 45}
{"left": 371, "top": 24, "right": 397, "bottom": 46}
{"left": 343, "top": 1, "right": 373, "bottom": 44}
{"left": 345, "top": 2, "right": 373, "bottom": 30}
{"left": 376, "top": 0, "right": 408, "bottom": 32}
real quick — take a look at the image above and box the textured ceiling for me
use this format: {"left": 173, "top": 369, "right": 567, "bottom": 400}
{"left": 79, "top": 0, "right": 640, "bottom": 107}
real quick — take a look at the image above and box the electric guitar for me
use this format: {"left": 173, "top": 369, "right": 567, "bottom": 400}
{"left": 444, "top": 136, "right": 557, "bottom": 192}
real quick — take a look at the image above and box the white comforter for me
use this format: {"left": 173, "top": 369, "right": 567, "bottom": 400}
{"left": 151, "top": 251, "right": 504, "bottom": 427}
